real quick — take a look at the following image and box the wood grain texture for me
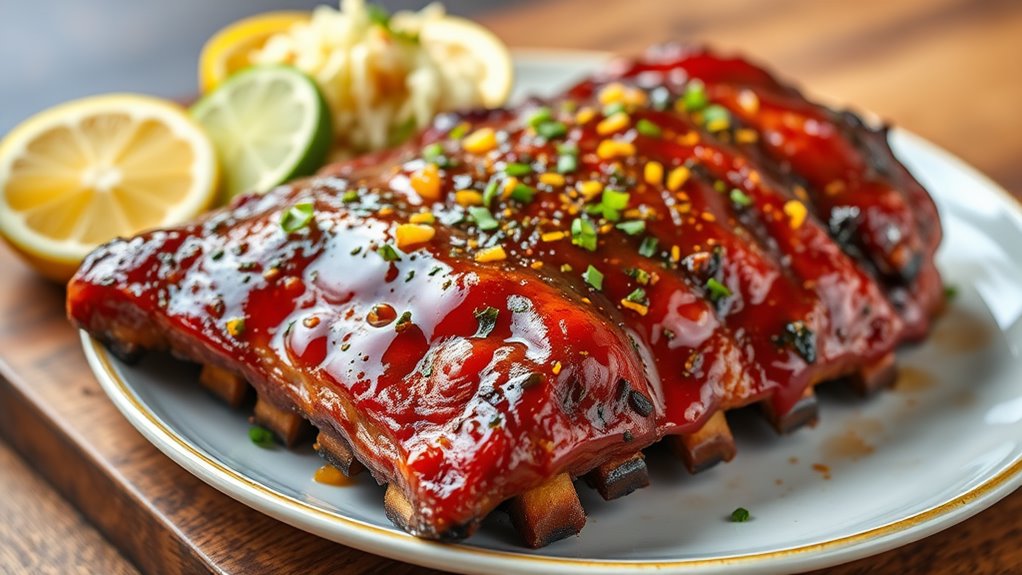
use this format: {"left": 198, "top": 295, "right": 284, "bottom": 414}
{"left": 1, "top": 0, "right": 1021, "bottom": 573}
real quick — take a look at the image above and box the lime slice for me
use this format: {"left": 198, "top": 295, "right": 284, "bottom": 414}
{"left": 191, "top": 65, "right": 331, "bottom": 201}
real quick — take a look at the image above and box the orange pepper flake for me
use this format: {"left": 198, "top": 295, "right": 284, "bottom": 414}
{"left": 377, "top": 206, "right": 394, "bottom": 216}
{"left": 677, "top": 131, "right": 700, "bottom": 146}
{"left": 784, "top": 200, "right": 808, "bottom": 229}
{"left": 541, "top": 231, "right": 566, "bottom": 242}
{"left": 575, "top": 106, "right": 596, "bottom": 125}
{"left": 552, "top": 361, "right": 563, "bottom": 375}
{"left": 530, "top": 261, "right": 544, "bottom": 269}
{"left": 409, "top": 211, "right": 435, "bottom": 224}
{"left": 793, "top": 184, "right": 810, "bottom": 202}
{"left": 560, "top": 263, "right": 573, "bottom": 272}
{"left": 581, "top": 297, "right": 592, "bottom": 304}
{"left": 748, "top": 170, "right": 762, "bottom": 185}
{"left": 675, "top": 203, "right": 691, "bottom": 214}
{"left": 597, "top": 112, "right": 630, "bottom": 135}
{"left": 671, "top": 245, "right": 681, "bottom": 262}
{"left": 701, "top": 212, "right": 716, "bottom": 222}
{"left": 539, "top": 173, "right": 566, "bottom": 187}
{"left": 620, "top": 299, "right": 649, "bottom": 316}
{"left": 462, "top": 127, "right": 498, "bottom": 154}
{"left": 735, "top": 129, "right": 759, "bottom": 144}
{"left": 577, "top": 180, "right": 603, "bottom": 200}
{"left": 596, "top": 139, "right": 636, "bottom": 160}
{"left": 410, "top": 164, "right": 441, "bottom": 200}
{"left": 474, "top": 245, "right": 507, "bottom": 262}
{"left": 667, "top": 166, "right": 691, "bottom": 191}
{"left": 825, "top": 180, "right": 846, "bottom": 196}
{"left": 644, "top": 161, "right": 664, "bottom": 185}
{"left": 395, "top": 223, "right": 435, "bottom": 249}
{"left": 455, "top": 189, "right": 483, "bottom": 206}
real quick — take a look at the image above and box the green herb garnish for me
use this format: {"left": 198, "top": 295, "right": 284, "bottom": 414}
{"left": 280, "top": 201, "right": 314, "bottom": 233}
{"left": 582, "top": 265, "right": 604, "bottom": 290}
{"left": 468, "top": 206, "right": 499, "bottom": 231}
{"left": 587, "top": 188, "right": 630, "bottom": 221}
{"left": 730, "top": 189, "right": 753, "bottom": 207}
{"left": 944, "top": 284, "right": 958, "bottom": 300}
{"left": 510, "top": 183, "right": 536, "bottom": 203}
{"left": 525, "top": 107, "right": 552, "bottom": 127}
{"left": 702, "top": 104, "right": 731, "bottom": 132}
{"left": 636, "top": 118, "right": 662, "bottom": 138}
{"left": 342, "top": 189, "right": 359, "bottom": 203}
{"left": 377, "top": 243, "right": 402, "bottom": 262}
{"left": 625, "top": 287, "right": 648, "bottom": 305}
{"left": 472, "top": 306, "right": 499, "bottom": 338}
{"left": 394, "top": 311, "right": 413, "bottom": 332}
{"left": 683, "top": 79, "right": 708, "bottom": 112}
{"left": 627, "top": 267, "right": 651, "bottom": 285}
{"left": 706, "top": 278, "right": 732, "bottom": 301}
{"left": 638, "top": 236, "right": 659, "bottom": 258}
{"left": 482, "top": 177, "right": 500, "bottom": 207}
{"left": 616, "top": 220, "right": 646, "bottom": 236}
{"left": 536, "top": 121, "right": 567, "bottom": 139}
{"left": 730, "top": 507, "right": 750, "bottom": 522}
{"left": 602, "top": 102, "right": 626, "bottom": 117}
{"left": 557, "top": 153, "right": 578, "bottom": 174}
{"left": 249, "top": 426, "right": 274, "bottom": 448}
{"left": 448, "top": 123, "right": 468, "bottom": 140}
{"left": 505, "top": 162, "right": 533, "bottom": 177}
{"left": 571, "top": 217, "right": 598, "bottom": 252}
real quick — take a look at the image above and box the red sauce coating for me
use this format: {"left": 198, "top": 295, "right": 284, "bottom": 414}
{"left": 67, "top": 45, "right": 942, "bottom": 539}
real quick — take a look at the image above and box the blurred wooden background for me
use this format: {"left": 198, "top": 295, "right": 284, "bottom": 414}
{"left": 2, "top": 0, "right": 1021, "bottom": 573}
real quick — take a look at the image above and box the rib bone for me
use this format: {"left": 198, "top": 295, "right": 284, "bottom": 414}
{"left": 761, "top": 386, "right": 820, "bottom": 434}
{"left": 672, "top": 411, "right": 737, "bottom": 474}
{"left": 585, "top": 452, "right": 650, "bottom": 500}
{"left": 199, "top": 364, "right": 249, "bottom": 407}
{"left": 507, "top": 473, "right": 586, "bottom": 548}
{"left": 253, "top": 396, "right": 310, "bottom": 446}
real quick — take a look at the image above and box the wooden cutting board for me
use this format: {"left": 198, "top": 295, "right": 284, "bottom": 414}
{"left": 2, "top": 0, "right": 1022, "bottom": 573}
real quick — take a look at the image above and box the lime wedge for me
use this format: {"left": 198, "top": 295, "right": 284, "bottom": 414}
{"left": 191, "top": 65, "right": 331, "bottom": 201}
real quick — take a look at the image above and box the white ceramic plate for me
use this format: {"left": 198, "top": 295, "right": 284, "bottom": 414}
{"left": 82, "top": 52, "right": 1022, "bottom": 574}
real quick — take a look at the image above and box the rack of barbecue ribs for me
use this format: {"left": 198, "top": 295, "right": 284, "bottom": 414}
{"left": 67, "top": 45, "right": 943, "bottom": 548}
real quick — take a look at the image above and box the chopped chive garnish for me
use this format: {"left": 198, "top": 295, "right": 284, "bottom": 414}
{"left": 526, "top": 107, "right": 553, "bottom": 128}
{"left": 625, "top": 287, "right": 648, "bottom": 304}
{"left": 377, "top": 243, "right": 402, "bottom": 262}
{"left": 582, "top": 265, "right": 604, "bottom": 290}
{"left": 429, "top": 265, "right": 443, "bottom": 276}
{"left": 505, "top": 162, "right": 533, "bottom": 177}
{"left": 557, "top": 153, "right": 578, "bottom": 174}
{"left": 536, "top": 121, "right": 567, "bottom": 139}
{"left": 706, "top": 278, "right": 732, "bottom": 301}
{"left": 944, "top": 285, "right": 958, "bottom": 300}
{"left": 730, "top": 507, "right": 750, "bottom": 522}
{"left": 616, "top": 220, "right": 646, "bottom": 235}
{"left": 249, "top": 426, "right": 274, "bottom": 447}
{"left": 588, "top": 188, "right": 630, "bottom": 221}
{"left": 638, "top": 236, "right": 659, "bottom": 258}
{"left": 468, "top": 206, "right": 499, "bottom": 231}
{"left": 702, "top": 105, "right": 731, "bottom": 131}
{"left": 343, "top": 189, "right": 360, "bottom": 203}
{"left": 511, "top": 183, "right": 536, "bottom": 203}
{"left": 423, "top": 142, "right": 443, "bottom": 161}
{"left": 395, "top": 311, "right": 413, "bottom": 332}
{"left": 683, "top": 79, "right": 708, "bottom": 111}
{"left": 482, "top": 177, "right": 500, "bottom": 207}
{"left": 472, "top": 306, "right": 499, "bottom": 338}
{"left": 448, "top": 123, "right": 469, "bottom": 140}
{"left": 636, "top": 118, "right": 662, "bottom": 137}
{"left": 571, "top": 217, "right": 598, "bottom": 252}
{"left": 280, "top": 201, "right": 314, "bottom": 233}
{"left": 627, "top": 267, "right": 651, "bottom": 285}
{"left": 603, "top": 102, "right": 626, "bottom": 117}
{"left": 730, "top": 189, "right": 753, "bottom": 207}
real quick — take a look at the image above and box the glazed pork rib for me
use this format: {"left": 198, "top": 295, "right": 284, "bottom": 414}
{"left": 67, "top": 46, "right": 942, "bottom": 547}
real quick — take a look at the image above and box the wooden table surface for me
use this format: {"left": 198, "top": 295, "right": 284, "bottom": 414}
{"left": 2, "top": 0, "right": 1021, "bottom": 573}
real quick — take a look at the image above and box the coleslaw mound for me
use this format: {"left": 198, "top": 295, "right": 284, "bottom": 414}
{"left": 253, "top": 0, "right": 501, "bottom": 157}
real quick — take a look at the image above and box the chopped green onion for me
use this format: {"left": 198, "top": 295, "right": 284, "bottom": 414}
{"left": 627, "top": 267, "right": 651, "bottom": 285}
{"left": 342, "top": 190, "right": 359, "bottom": 203}
{"left": 505, "top": 162, "right": 533, "bottom": 177}
{"left": 730, "top": 507, "right": 750, "bottom": 522}
{"left": 536, "top": 121, "right": 568, "bottom": 139}
{"left": 249, "top": 426, "right": 274, "bottom": 448}
{"left": 582, "top": 265, "right": 604, "bottom": 290}
{"left": 588, "top": 188, "right": 630, "bottom": 221}
{"left": 395, "top": 311, "right": 413, "bottom": 332}
{"left": 280, "top": 201, "right": 315, "bottom": 233}
{"left": 423, "top": 142, "right": 443, "bottom": 161}
{"left": 625, "top": 287, "right": 648, "bottom": 304}
{"left": 683, "top": 79, "right": 708, "bottom": 111}
{"left": 557, "top": 153, "right": 578, "bottom": 174}
{"left": 602, "top": 102, "right": 626, "bottom": 117}
{"left": 377, "top": 243, "right": 402, "bottom": 262}
{"left": 616, "top": 220, "right": 646, "bottom": 236}
{"left": 525, "top": 106, "right": 553, "bottom": 128}
{"left": 482, "top": 177, "right": 500, "bottom": 207}
{"left": 944, "top": 285, "right": 958, "bottom": 300}
{"left": 638, "top": 236, "right": 659, "bottom": 258}
{"left": 510, "top": 183, "right": 536, "bottom": 203}
{"left": 571, "top": 217, "right": 598, "bottom": 252}
{"left": 702, "top": 105, "right": 731, "bottom": 132}
{"left": 636, "top": 118, "right": 662, "bottom": 138}
{"left": 706, "top": 278, "right": 732, "bottom": 301}
{"left": 729, "top": 189, "right": 753, "bottom": 207}
{"left": 448, "top": 123, "right": 469, "bottom": 140}
{"left": 468, "top": 206, "right": 499, "bottom": 231}
{"left": 472, "top": 306, "right": 499, "bottom": 338}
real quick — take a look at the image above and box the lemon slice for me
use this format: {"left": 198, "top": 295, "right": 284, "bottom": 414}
{"left": 199, "top": 11, "right": 308, "bottom": 93}
{"left": 419, "top": 16, "right": 513, "bottom": 108}
{"left": 0, "top": 94, "right": 217, "bottom": 282}
{"left": 191, "top": 65, "right": 332, "bottom": 201}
